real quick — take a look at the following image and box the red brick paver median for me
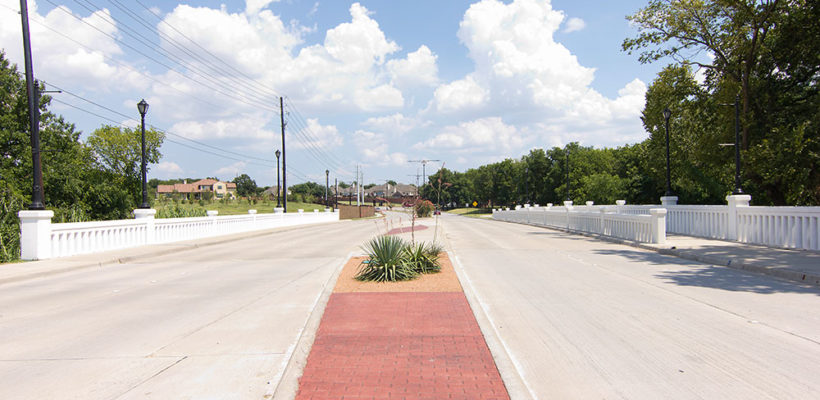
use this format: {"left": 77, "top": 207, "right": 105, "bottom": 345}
{"left": 295, "top": 257, "right": 510, "bottom": 400}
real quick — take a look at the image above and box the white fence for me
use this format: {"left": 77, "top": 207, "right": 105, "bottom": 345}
{"left": 19, "top": 208, "right": 339, "bottom": 260}
{"left": 737, "top": 207, "right": 820, "bottom": 250}
{"left": 492, "top": 195, "right": 820, "bottom": 251}
{"left": 493, "top": 203, "right": 667, "bottom": 244}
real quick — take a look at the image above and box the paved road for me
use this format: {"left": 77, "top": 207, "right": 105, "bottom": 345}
{"left": 0, "top": 219, "right": 383, "bottom": 399}
{"left": 442, "top": 214, "right": 820, "bottom": 399}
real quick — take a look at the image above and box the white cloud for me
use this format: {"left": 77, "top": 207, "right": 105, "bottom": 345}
{"left": 387, "top": 45, "right": 439, "bottom": 87}
{"left": 362, "top": 113, "right": 418, "bottom": 135}
{"left": 215, "top": 161, "right": 247, "bottom": 177}
{"left": 292, "top": 118, "right": 343, "bottom": 149}
{"left": 155, "top": 161, "right": 183, "bottom": 174}
{"left": 308, "top": 2, "right": 319, "bottom": 17}
{"left": 0, "top": 3, "right": 144, "bottom": 91}
{"left": 563, "top": 17, "right": 585, "bottom": 33}
{"left": 426, "top": 0, "right": 646, "bottom": 146}
{"left": 245, "top": 0, "right": 281, "bottom": 16}
{"left": 169, "top": 113, "right": 274, "bottom": 140}
{"left": 323, "top": 3, "right": 398, "bottom": 71}
{"left": 432, "top": 75, "right": 488, "bottom": 113}
{"left": 415, "top": 117, "right": 524, "bottom": 153}
{"left": 353, "top": 83, "right": 404, "bottom": 111}
{"left": 353, "top": 130, "right": 408, "bottom": 166}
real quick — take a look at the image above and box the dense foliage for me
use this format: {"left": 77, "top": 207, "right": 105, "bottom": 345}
{"left": 414, "top": 199, "right": 434, "bottom": 218}
{"left": 0, "top": 51, "right": 164, "bottom": 262}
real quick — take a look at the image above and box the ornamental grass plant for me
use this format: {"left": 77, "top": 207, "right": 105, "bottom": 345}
{"left": 356, "top": 236, "right": 418, "bottom": 282}
{"left": 355, "top": 236, "right": 445, "bottom": 282}
{"left": 404, "top": 242, "right": 441, "bottom": 274}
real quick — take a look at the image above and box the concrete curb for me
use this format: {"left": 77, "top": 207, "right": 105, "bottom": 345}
{"left": 0, "top": 221, "right": 347, "bottom": 286}
{"left": 439, "top": 220, "right": 535, "bottom": 400}
{"left": 492, "top": 218, "right": 820, "bottom": 288}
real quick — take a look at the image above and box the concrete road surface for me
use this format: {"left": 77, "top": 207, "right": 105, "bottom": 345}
{"left": 0, "top": 218, "right": 386, "bottom": 399}
{"left": 442, "top": 213, "right": 820, "bottom": 399}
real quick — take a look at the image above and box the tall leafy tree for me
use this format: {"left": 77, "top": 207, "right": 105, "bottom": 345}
{"left": 232, "top": 173, "right": 258, "bottom": 197}
{"left": 624, "top": 0, "right": 818, "bottom": 205}
{"left": 86, "top": 124, "right": 165, "bottom": 214}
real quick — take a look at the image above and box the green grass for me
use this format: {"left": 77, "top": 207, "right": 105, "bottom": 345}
{"left": 446, "top": 208, "right": 492, "bottom": 217}
{"left": 153, "top": 199, "right": 328, "bottom": 217}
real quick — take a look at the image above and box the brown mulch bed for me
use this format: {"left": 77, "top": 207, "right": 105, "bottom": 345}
{"left": 333, "top": 252, "right": 462, "bottom": 293}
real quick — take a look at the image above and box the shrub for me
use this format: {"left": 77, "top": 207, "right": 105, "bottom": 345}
{"left": 356, "top": 236, "right": 418, "bottom": 282}
{"left": 156, "top": 203, "right": 207, "bottom": 218}
{"left": 415, "top": 200, "right": 434, "bottom": 218}
{"left": 404, "top": 242, "right": 441, "bottom": 274}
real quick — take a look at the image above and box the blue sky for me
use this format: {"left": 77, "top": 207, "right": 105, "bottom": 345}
{"left": 1, "top": 0, "right": 664, "bottom": 187}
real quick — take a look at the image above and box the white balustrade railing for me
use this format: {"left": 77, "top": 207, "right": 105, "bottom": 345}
{"left": 493, "top": 205, "right": 666, "bottom": 244}
{"left": 666, "top": 205, "right": 729, "bottom": 239}
{"left": 737, "top": 207, "right": 820, "bottom": 250}
{"left": 19, "top": 208, "right": 340, "bottom": 260}
{"left": 491, "top": 195, "right": 820, "bottom": 251}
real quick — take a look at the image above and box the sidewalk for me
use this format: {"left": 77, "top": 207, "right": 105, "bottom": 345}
{"left": 642, "top": 235, "right": 820, "bottom": 287}
{"left": 496, "top": 216, "right": 820, "bottom": 287}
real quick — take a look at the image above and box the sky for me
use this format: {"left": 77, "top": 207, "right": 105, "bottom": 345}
{"left": 0, "top": 0, "right": 665, "bottom": 187}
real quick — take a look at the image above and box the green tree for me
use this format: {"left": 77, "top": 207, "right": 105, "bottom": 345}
{"left": 625, "top": 0, "right": 819, "bottom": 205}
{"left": 85, "top": 124, "right": 164, "bottom": 215}
{"left": 232, "top": 173, "right": 258, "bottom": 197}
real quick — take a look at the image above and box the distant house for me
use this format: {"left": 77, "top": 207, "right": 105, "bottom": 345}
{"left": 364, "top": 183, "right": 417, "bottom": 198}
{"left": 157, "top": 179, "right": 236, "bottom": 200}
{"left": 261, "top": 186, "right": 291, "bottom": 198}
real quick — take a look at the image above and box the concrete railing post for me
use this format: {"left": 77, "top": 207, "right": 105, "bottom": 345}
{"left": 18, "top": 210, "right": 54, "bottom": 260}
{"left": 133, "top": 208, "right": 157, "bottom": 245}
{"left": 661, "top": 196, "right": 678, "bottom": 206}
{"left": 586, "top": 201, "right": 594, "bottom": 207}
{"left": 274, "top": 207, "right": 284, "bottom": 214}
{"left": 616, "top": 200, "right": 625, "bottom": 214}
{"left": 207, "top": 210, "right": 218, "bottom": 235}
{"left": 563, "top": 201, "right": 573, "bottom": 230}
{"left": 248, "top": 209, "right": 257, "bottom": 229}
{"left": 650, "top": 208, "right": 667, "bottom": 244}
{"left": 726, "top": 194, "right": 751, "bottom": 241}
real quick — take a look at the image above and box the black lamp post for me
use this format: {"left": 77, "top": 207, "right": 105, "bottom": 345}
{"left": 325, "top": 169, "right": 329, "bottom": 205}
{"left": 565, "top": 148, "right": 570, "bottom": 202}
{"left": 137, "top": 99, "right": 150, "bottom": 209}
{"left": 662, "top": 107, "right": 673, "bottom": 196}
{"left": 524, "top": 166, "right": 529, "bottom": 204}
{"left": 19, "top": 0, "right": 45, "bottom": 210}
{"left": 275, "top": 149, "right": 281, "bottom": 207}
{"left": 732, "top": 94, "right": 743, "bottom": 195}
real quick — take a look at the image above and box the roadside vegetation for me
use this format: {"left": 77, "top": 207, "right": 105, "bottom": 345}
{"left": 355, "top": 236, "right": 443, "bottom": 282}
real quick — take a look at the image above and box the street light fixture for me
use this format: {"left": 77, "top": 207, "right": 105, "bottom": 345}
{"left": 137, "top": 99, "right": 150, "bottom": 209}
{"left": 662, "top": 107, "right": 673, "bottom": 196}
{"left": 275, "top": 149, "right": 281, "bottom": 207}
{"left": 718, "top": 95, "right": 743, "bottom": 194}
